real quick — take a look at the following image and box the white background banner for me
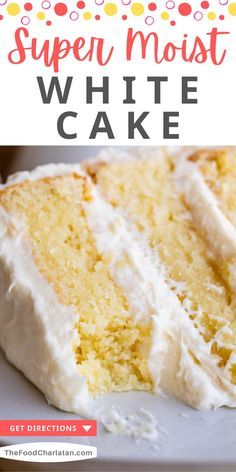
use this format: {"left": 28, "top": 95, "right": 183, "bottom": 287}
{"left": 0, "top": 0, "right": 235, "bottom": 145}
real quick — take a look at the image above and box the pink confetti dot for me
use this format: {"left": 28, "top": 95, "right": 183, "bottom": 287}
{"left": 166, "top": 1, "right": 175, "bottom": 9}
{"left": 70, "top": 10, "right": 79, "bottom": 20}
{"left": 178, "top": 2, "right": 192, "bottom": 15}
{"left": 21, "top": 15, "right": 30, "bottom": 24}
{"left": 42, "top": 1, "right": 51, "bottom": 10}
{"left": 194, "top": 10, "right": 203, "bottom": 20}
{"left": 145, "top": 15, "right": 154, "bottom": 24}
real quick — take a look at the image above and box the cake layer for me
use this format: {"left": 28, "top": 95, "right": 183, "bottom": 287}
{"left": 85, "top": 148, "right": 236, "bottom": 408}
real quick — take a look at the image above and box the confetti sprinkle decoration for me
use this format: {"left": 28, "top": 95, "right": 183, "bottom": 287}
{"left": 161, "top": 11, "right": 170, "bottom": 20}
{"left": 77, "top": 1, "right": 85, "bottom": 8}
{"left": 83, "top": 10, "right": 92, "bottom": 19}
{"left": 104, "top": 2, "right": 117, "bottom": 15}
{"left": 1, "top": 0, "right": 236, "bottom": 25}
{"left": 24, "top": 2, "right": 32, "bottom": 11}
{"left": 229, "top": 2, "right": 236, "bottom": 15}
{"left": 207, "top": 11, "right": 216, "bottom": 20}
{"left": 178, "top": 2, "right": 192, "bottom": 16}
{"left": 37, "top": 11, "right": 45, "bottom": 20}
{"left": 148, "top": 2, "right": 157, "bottom": 11}
{"left": 7, "top": 2, "right": 20, "bottom": 15}
{"left": 131, "top": 2, "right": 144, "bottom": 16}
{"left": 201, "top": 1, "right": 209, "bottom": 9}
{"left": 54, "top": 2, "right": 67, "bottom": 16}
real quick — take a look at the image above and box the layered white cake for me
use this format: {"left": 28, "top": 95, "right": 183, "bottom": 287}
{"left": 1, "top": 148, "right": 236, "bottom": 415}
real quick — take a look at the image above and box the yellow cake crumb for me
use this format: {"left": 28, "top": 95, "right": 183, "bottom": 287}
{"left": 0, "top": 175, "right": 153, "bottom": 395}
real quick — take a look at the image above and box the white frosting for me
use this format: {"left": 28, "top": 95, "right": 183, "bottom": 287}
{"left": 174, "top": 157, "right": 236, "bottom": 259}
{"left": 84, "top": 147, "right": 167, "bottom": 169}
{"left": 1, "top": 154, "right": 236, "bottom": 415}
{"left": 0, "top": 206, "right": 91, "bottom": 416}
{"left": 1, "top": 163, "right": 86, "bottom": 187}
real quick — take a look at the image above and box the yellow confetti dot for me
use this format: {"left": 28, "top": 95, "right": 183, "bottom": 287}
{"left": 83, "top": 11, "right": 92, "bottom": 20}
{"left": 161, "top": 11, "right": 170, "bottom": 20}
{"left": 131, "top": 2, "right": 144, "bottom": 16}
{"left": 7, "top": 3, "right": 20, "bottom": 16}
{"left": 207, "top": 11, "right": 216, "bottom": 20}
{"left": 37, "top": 11, "right": 45, "bottom": 20}
{"left": 104, "top": 3, "right": 117, "bottom": 16}
{"left": 228, "top": 2, "right": 236, "bottom": 15}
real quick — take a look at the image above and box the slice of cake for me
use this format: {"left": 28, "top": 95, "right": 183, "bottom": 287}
{"left": 84, "top": 148, "right": 236, "bottom": 409}
{"left": 0, "top": 162, "right": 171, "bottom": 415}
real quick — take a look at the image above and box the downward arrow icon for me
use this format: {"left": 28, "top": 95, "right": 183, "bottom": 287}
{"left": 82, "top": 425, "right": 92, "bottom": 432}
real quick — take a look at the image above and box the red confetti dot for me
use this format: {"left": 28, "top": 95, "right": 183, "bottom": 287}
{"left": 201, "top": 1, "right": 209, "bottom": 9}
{"left": 77, "top": 1, "right": 85, "bottom": 8}
{"left": 95, "top": 14, "right": 100, "bottom": 20}
{"left": 46, "top": 20, "right": 52, "bottom": 25}
{"left": 170, "top": 20, "right": 176, "bottom": 25}
{"left": 54, "top": 2, "right": 67, "bottom": 16}
{"left": 122, "top": 14, "right": 127, "bottom": 20}
{"left": 219, "top": 14, "right": 224, "bottom": 20}
{"left": 0, "top": 15, "right": 3, "bottom": 20}
{"left": 24, "top": 2, "right": 32, "bottom": 11}
{"left": 148, "top": 2, "right": 157, "bottom": 11}
{"left": 178, "top": 2, "right": 192, "bottom": 15}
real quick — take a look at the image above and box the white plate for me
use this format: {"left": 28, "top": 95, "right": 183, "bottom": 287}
{"left": 1, "top": 349, "right": 236, "bottom": 471}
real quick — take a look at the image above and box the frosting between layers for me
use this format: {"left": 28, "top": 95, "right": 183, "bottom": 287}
{"left": 83, "top": 155, "right": 236, "bottom": 409}
{"left": 174, "top": 156, "right": 236, "bottom": 259}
